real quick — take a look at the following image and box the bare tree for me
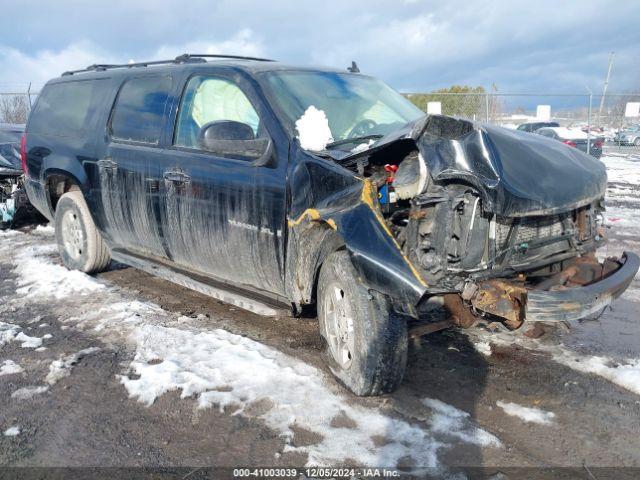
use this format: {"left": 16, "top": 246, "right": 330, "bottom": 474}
{"left": 0, "top": 95, "right": 29, "bottom": 124}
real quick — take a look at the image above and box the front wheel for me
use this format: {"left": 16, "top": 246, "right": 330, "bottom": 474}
{"left": 54, "top": 190, "right": 111, "bottom": 273}
{"left": 317, "top": 251, "right": 407, "bottom": 396}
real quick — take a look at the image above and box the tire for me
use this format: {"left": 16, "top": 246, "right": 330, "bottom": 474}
{"left": 54, "top": 190, "right": 111, "bottom": 273}
{"left": 317, "top": 251, "right": 408, "bottom": 396}
{"left": 634, "top": 138, "right": 640, "bottom": 147}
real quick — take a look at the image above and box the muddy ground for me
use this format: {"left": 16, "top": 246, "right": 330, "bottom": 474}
{"left": 1, "top": 149, "right": 640, "bottom": 479}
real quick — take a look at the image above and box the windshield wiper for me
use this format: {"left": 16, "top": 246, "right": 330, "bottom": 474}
{"left": 325, "top": 134, "right": 383, "bottom": 149}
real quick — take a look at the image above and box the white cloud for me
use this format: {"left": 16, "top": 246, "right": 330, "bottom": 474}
{"left": 152, "top": 29, "right": 264, "bottom": 60}
{"left": 0, "top": 29, "right": 263, "bottom": 92}
{"left": 0, "top": 41, "right": 118, "bottom": 90}
{"left": 0, "top": 1, "right": 638, "bottom": 94}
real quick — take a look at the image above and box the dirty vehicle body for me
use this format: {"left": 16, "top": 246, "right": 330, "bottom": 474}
{"left": 0, "top": 124, "right": 38, "bottom": 228}
{"left": 23, "top": 56, "right": 639, "bottom": 395}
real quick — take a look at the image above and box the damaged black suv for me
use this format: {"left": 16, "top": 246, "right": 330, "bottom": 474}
{"left": 23, "top": 55, "right": 639, "bottom": 395}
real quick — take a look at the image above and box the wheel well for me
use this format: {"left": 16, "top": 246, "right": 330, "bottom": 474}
{"left": 306, "top": 244, "right": 347, "bottom": 317}
{"left": 46, "top": 174, "right": 80, "bottom": 213}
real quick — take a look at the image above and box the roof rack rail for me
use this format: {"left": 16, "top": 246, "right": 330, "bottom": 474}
{"left": 174, "top": 53, "right": 275, "bottom": 63}
{"left": 61, "top": 53, "right": 275, "bottom": 76}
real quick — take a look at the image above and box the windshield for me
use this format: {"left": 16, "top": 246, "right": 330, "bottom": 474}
{"left": 261, "top": 71, "right": 424, "bottom": 145}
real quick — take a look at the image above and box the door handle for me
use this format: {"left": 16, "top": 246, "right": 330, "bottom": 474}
{"left": 97, "top": 157, "right": 117, "bottom": 171}
{"left": 163, "top": 170, "right": 191, "bottom": 184}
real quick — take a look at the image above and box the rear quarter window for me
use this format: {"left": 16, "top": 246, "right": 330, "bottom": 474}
{"left": 110, "top": 76, "right": 172, "bottom": 144}
{"left": 28, "top": 80, "right": 107, "bottom": 138}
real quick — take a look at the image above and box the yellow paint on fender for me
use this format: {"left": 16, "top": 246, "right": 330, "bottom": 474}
{"left": 360, "top": 180, "right": 428, "bottom": 287}
{"left": 287, "top": 208, "right": 321, "bottom": 227}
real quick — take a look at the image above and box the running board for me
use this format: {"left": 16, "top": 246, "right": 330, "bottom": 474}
{"left": 111, "top": 251, "right": 291, "bottom": 317}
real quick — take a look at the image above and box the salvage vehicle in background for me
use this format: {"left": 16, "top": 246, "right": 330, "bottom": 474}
{"left": 516, "top": 121, "right": 559, "bottom": 132}
{"left": 535, "top": 126, "right": 604, "bottom": 158}
{"left": 22, "top": 55, "right": 639, "bottom": 395}
{"left": 614, "top": 125, "right": 640, "bottom": 146}
{"left": 0, "top": 123, "right": 39, "bottom": 228}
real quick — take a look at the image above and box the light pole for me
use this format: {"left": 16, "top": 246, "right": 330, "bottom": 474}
{"left": 585, "top": 87, "right": 593, "bottom": 156}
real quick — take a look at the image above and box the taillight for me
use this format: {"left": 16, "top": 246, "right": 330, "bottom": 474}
{"left": 20, "top": 133, "right": 28, "bottom": 175}
{"left": 562, "top": 140, "right": 577, "bottom": 148}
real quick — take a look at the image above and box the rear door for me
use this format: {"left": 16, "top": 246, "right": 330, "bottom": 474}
{"left": 153, "top": 71, "right": 288, "bottom": 296}
{"left": 95, "top": 75, "right": 172, "bottom": 258}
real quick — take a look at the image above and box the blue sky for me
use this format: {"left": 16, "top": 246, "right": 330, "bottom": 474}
{"left": 0, "top": 0, "right": 638, "bottom": 95}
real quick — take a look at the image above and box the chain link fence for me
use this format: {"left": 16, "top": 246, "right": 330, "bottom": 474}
{"left": 405, "top": 92, "right": 640, "bottom": 150}
{"left": 0, "top": 90, "right": 38, "bottom": 125}
{"left": 1, "top": 87, "right": 639, "bottom": 146}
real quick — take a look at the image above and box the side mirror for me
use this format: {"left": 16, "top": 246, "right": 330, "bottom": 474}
{"left": 198, "top": 120, "right": 271, "bottom": 164}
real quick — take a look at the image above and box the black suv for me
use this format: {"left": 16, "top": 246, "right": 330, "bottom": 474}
{"left": 23, "top": 55, "right": 638, "bottom": 395}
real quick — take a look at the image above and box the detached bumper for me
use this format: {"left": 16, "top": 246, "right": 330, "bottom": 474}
{"left": 526, "top": 252, "right": 639, "bottom": 322}
{"left": 470, "top": 252, "right": 639, "bottom": 324}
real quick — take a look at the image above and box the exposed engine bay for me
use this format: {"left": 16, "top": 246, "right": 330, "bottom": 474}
{"left": 356, "top": 151, "right": 606, "bottom": 287}
{"left": 317, "top": 115, "right": 636, "bottom": 329}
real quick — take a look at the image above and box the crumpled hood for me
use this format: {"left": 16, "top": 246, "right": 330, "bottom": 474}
{"left": 329, "top": 115, "right": 608, "bottom": 217}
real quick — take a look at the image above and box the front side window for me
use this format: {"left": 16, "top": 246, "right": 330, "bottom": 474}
{"left": 174, "top": 75, "right": 261, "bottom": 150}
{"left": 110, "top": 76, "right": 172, "bottom": 144}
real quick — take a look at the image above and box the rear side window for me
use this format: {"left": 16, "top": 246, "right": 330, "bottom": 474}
{"left": 110, "top": 76, "right": 172, "bottom": 144}
{"left": 28, "top": 80, "right": 105, "bottom": 137}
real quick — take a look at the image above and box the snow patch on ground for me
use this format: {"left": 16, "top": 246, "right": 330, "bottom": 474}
{"left": 0, "top": 322, "right": 20, "bottom": 346}
{"left": 121, "top": 324, "right": 499, "bottom": 467}
{"left": 601, "top": 155, "right": 640, "bottom": 186}
{"left": 63, "top": 300, "right": 166, "bottom": 334}
{"left": 497, "top": 401, "right": 555, "bottom": 425}
{"left": 4, "top": 426, "right": 20, "bottom": 436}
{"left": 466, "top": 329, "right": 640, "bottom": 398}
{"left": 11, "top": 385, "right": 48, "bottom": 400}
{"left": 422, "top": 398, "right": 501, "bottom": 446}
{"left": 0, "top": 321, "right": 43, "bottom": 348}
{"left": 32, "top": 224, "right": 54, "bottom": 235}
{"left": 295, "top": 106, "right": 333, "bottom": 151}
{"left": 473, "top": 341, "right": 492, "bottom": 357}
{"left": 0, "top": 359, "right": 24, "bottom": 376}
{"left": 46, "top": 347, "right": 101, "bottom": 385}
{"left": 10, "top": 243, "right": 105, "bottom": 299}
{"left": 550, "top": 351, "right": 640, "bottom": 396}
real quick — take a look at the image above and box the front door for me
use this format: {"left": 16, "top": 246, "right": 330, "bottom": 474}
{"left": 155, "top": 73, "right": 288, "bottom": 296}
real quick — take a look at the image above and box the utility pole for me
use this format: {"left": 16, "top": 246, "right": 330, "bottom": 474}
{"left": 597, "top": 52, "right": 615, "bottom": 121}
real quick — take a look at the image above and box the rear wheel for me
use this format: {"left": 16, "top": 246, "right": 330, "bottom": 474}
{"left": 634, "top": 138, "right": 640, "bottom": 146}
{"left": 54, "top": 190, "right": 111, "bottom": 273}
{"left": 317, "top": 251, "right": 407, "bottom": 396}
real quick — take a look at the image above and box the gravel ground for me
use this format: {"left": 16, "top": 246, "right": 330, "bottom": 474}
{"left": 1, "top": 149, "right": 639, "bottom": 478}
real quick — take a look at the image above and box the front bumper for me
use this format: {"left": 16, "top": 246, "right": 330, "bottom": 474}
{"left": 526, "top": 252, "right": 639, "bottom": 322}
{"left": 470, "top": 252, "right": 639, "bottom": 324}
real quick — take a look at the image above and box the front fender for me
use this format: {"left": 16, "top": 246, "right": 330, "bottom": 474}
{"left": 287, "top": 179, "right": 428, "bottom": 315}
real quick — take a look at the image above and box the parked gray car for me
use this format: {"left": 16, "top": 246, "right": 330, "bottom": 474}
{"left": 536, "top": 127, "right": 603, "bottom": 159}
{"left": 614, "top": 125, "right": 640, "bottom": 146}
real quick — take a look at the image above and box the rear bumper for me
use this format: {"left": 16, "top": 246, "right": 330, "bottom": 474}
{"left": 525, "top": 251, "right": 639, "bottom": 322}
{"left": 24, "top": 177, "right": 53, "bottom": 221}
{"left": 469, "top": 252, "right": 639, "bottom": 324}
